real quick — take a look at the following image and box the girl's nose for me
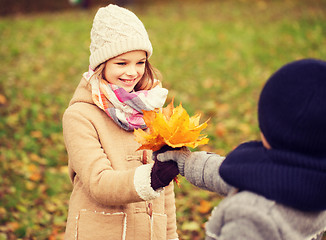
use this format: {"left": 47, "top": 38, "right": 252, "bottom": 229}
{"left": 126, "top": 65, "right": 137, "bottom": 76}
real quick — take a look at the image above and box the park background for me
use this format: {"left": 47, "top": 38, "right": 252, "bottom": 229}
{"left": 1, "top": 0, "right": 326, "bottom": 239}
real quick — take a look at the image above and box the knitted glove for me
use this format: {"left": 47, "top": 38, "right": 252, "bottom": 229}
{"left": 156, "top": 146, "right": 191, "bottom": 176}
{"left": 151, "top": 146, "right": 179, "bottom": 190}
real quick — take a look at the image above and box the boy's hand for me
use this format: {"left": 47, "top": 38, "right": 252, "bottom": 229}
{"left": 155, "top": 146, "right": 191, "bottom": 176}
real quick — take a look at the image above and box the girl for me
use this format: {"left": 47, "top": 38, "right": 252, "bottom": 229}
{"left": 63, "top": 4, "right": 179, "bottom": 240}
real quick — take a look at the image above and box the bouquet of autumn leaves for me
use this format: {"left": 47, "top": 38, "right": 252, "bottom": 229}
{"left": 134, "top": 100, "right": 209, "bottom": 151}
{"left": 134, "top": 100, "right": 209, "bottom": 184}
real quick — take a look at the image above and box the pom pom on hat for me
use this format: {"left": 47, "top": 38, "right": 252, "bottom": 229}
{"left": 258, "top": 58, "right": 326, "bottom": 157}
{"left": 89, "top": 4, "right": 153, "bottom": 69}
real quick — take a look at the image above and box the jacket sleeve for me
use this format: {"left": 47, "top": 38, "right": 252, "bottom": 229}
{"left": 205, "top": 198, "right": 281, "bottom": 240}
{"left": 183, "top": 152, "right": 232, "bottom": 196}
{"left": 164, "top": 182, "right": 179, "bottom": 240}
{"left": 63, "top": 107, "right": 160, "bottom": 206}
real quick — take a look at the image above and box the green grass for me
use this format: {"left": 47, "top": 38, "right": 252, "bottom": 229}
{"left": 1, "top": 0, "right": 326, "bottom": 239}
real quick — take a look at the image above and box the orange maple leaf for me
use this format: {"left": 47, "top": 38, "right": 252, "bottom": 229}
{"left": 134, "top": 100, "right": 209, "bottom": 151}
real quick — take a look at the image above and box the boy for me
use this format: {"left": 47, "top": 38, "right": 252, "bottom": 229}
{"left": 157, "top": 59, "right": 326, "bottom": 240}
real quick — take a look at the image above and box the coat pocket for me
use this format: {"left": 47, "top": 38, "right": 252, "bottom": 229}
{"left": 76, "top": 210, "right": 127, "bottom": 240}
{"left": 151, "top": 213, "right": 167, "bottom": 240}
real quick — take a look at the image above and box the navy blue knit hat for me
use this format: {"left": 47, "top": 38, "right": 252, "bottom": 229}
{"left": 258, "top": 58, "right": 326, "bottom": 157}
{"left": 220, "top": 59, "right": 326, "bottom": 211}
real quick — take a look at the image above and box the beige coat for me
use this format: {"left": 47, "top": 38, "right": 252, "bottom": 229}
{"left": 62, "top": 78, "right": 178, "bottom": 240}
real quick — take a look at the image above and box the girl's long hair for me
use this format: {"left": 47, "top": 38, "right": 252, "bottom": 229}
{"left": 91, "top": 56, "right": 161, "bottom": 91}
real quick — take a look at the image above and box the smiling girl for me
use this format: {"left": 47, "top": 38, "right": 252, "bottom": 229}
{"left": 62, "top": 4, "right": 179, "bottom": 240}
{"left": 104, "top": 50, "right": 147, "bottom": 92}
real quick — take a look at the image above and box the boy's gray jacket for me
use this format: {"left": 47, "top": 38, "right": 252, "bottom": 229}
{"left": 183, "top": 152, "right": 326, "bottom": 240}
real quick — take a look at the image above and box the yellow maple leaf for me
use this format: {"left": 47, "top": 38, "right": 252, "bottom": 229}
{"left": 134, "top": 100, "right": 209, "bottom": 151}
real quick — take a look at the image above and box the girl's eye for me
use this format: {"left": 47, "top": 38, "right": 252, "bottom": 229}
{"left": 137, "top": 61, "right": 145, "bottom": 65}
{"left": 116, "top": 62, "right": 126, "bottom": 66}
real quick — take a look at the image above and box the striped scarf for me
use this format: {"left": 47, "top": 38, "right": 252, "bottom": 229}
{"left": 84, "top": 67, "right": 168, "bottom": 131}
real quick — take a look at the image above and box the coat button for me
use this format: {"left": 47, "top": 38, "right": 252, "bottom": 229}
{"left": 142, "top": 151, "right": 147, "bottom": 164}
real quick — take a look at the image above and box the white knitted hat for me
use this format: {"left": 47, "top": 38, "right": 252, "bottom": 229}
{"left": 89, "top": 4, "right": 153, "bottom": 69}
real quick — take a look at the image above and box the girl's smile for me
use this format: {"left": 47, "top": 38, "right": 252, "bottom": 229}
{"left": 119, "top": 77, "right": 137, "bottom": 85}
{"left": 103, "top": 50, "right": 146, "bottom": 92}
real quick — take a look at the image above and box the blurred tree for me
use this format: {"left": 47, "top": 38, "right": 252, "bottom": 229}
{"left": 115, "top": 0, "right": 134, "bottom": 7}
{"left": 0, "top": 0, "right": 111, "bottom": 15}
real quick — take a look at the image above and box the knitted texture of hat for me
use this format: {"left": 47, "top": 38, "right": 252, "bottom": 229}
{"left": 258, "top": 58, "right": 326, "bottom": 157}
{"left": 89, "top": 4, "right": 152, "bottom": 69}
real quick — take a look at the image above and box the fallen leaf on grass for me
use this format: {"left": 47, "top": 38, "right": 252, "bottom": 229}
{"left": 198, "top": 200, "right": 212, "bottom": 214}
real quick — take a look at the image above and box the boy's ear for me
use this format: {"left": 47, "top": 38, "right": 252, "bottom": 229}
{"left": 260, "top": 132, "right": 271, "bottom": 149}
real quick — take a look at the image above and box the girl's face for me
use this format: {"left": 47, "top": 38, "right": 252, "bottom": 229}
{"left": 104, "top": 50, "right": 147, "bottom": 92}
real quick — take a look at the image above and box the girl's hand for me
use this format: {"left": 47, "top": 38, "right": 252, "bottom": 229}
{"left": 150, "top": 159, "right": 179, "bottom": 190}
{"left": 151, "top": 145, "right": 180, "bottom": 190}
